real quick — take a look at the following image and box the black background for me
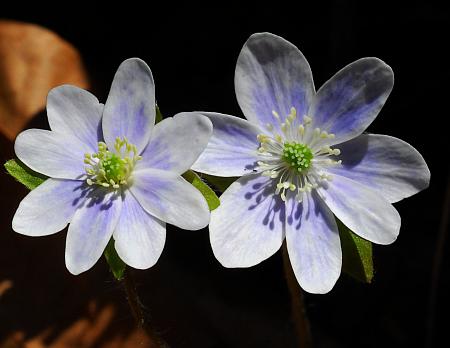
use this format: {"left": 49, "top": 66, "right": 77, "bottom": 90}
{"left": 1, "top": 1, "right": 449, "bottom": 347}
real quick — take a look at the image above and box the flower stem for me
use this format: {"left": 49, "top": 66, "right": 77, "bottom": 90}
{"left": 122, "top": 269, "right": 170, "bottom": 348}
{"left": 282, "top": 242, "right": 313, "bottom": 348}
{"left": 426, "top": 172, "right": 450, "bottom": 348}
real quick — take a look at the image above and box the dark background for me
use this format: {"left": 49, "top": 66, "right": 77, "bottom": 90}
{"left": 1, "top": 1, "right": 449, "bottom": 347}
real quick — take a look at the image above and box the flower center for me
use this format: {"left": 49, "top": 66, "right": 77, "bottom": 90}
{"left": 255, "top": 106, "right": 342, "bottom": 202}
{"left": 84, "top": 137, "right": 142, "bottom": 189}
{"left": 282, "top": 142, "right": 313, "bottom": 172}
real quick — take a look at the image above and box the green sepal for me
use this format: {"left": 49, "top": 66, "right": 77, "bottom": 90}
{"left": 104, "top": 238, "right": 126, "bottom": 281}
{"left": 201, "top": 174, "right": 237, "bottom": 193}
{"left": 4, "top": 159, "right": 47, "bottom": 190}
{"left": 338, "top": 219, "right": 374, "bottom": 283}
{"left": 155, "top": 104, "right": 163, "bottom": 124}
{"left": 182, "top": 170, "right": 220, "bottom": 211}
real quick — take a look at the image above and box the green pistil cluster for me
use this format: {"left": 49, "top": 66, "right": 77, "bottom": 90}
{"left": 282, "top": 142, "right": 313, "bottom": 172}
{"left": 84, "top": 137, "right": 141, "bottom": 189}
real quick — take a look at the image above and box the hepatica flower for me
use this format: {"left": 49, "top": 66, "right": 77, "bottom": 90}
{"left": 192, "top": 33, "right": 430, "bottom": 293}
{"left": 12, "top": 58, "right": 212, "bottom": 274}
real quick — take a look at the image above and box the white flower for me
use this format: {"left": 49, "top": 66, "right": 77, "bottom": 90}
{"left": 12, "top": 58, "right": 212, "bottom": 275}
{"left": 192, "top": 33, "right": 430, "bottom": 294}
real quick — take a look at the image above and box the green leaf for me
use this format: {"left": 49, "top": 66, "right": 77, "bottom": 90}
{"left": 104, "top": 238, "right": 126, "bottom": 280}
{"left": 155, "top": 104, "right": 163, "bottom": 124}
{"left": 4, "top": 159, "right": 47, "bottom": 190}
{"left": 338, "top": 219, "right": 374, "bottom": 283}
{"left": 202, "top": 174, "right": 237, "bottom": 193}
{"left": 182, "top": 170, "right": 220, "bottom": 211}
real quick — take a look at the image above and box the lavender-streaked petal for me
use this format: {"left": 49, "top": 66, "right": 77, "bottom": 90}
{"left": 12, "top": 179, "right": 85, "bottom": 236}
{"left": 191, "top": 112, "right": 261, "bottom": 176}
{"left": 137, "top": 112, "right": 212, "bottom": 174}
{"left": 15, "top": 129, "right": 92, "bottom": 180}
{"left": 113, "top": 192, "right": 166, "bottom": 269}
{"left": 235, "top": 32, "right": 314, "bottom": 132}
{"left": 209, "top": 174, "right": 285, "bottom": 267}
{"left": 310, "top": 58, "right": 394, "bottom": 145}
{"left": 318, "top": 174, "right": 400, "bottom": 245}
{"left": 65, "top": 188, "right": 122, "bottom": 275}
{"left": 103, "top": 58, "right": 155, "bottom": 154}
{"left": 47, "top": 85, "right": 103, "bottom": 150}
{"left": 286, "top": 192, "right": 341, "bottom": 294}
{"left": 130, "top": 169, "right": 209, "bottom": 230}
{"left": 326, "top": 134, "right": 430, "bottom": 203}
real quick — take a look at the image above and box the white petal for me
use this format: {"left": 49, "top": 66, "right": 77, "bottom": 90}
{"left": 327, "top": 134, "right": 430, "bottom": 203}
{"left": 137, "top": 112, "right": 212, "bottom": 174}
{"left": 12, "top": 179, "right": 84, "bottom": 236}
{"left": 286, "top": 192, "right": 341, "bottom": 294}
{"left": 47, "top": 85, "right": 103, "bottom": 150}
{"left": 310, "top": 58, "right": 394, "bottom": 145}
{"left": 191, "top": 112, "right": 261, "bottom": 176}
{"left": 113, "top": 192, "right": 166, "bottom": 269}
{"left": 65, "top": 189, "right": 122, "bottom": 275}
{"left": 15, "top": 129, "right": 92, "bottom": 179}
{"left": 235, "top": 32, "right": 314, "bottom": 132}
{"left": 103, "top": 58, "right": 155, "bottom": 154}
{"left": 318, "top": 174, "right": 400, "bottom": 245}
{"left": 130, "top": 169, "right": 210, "bottom": 230}
{"left": 210, "top": 174, "right": 285, "bottom": 267}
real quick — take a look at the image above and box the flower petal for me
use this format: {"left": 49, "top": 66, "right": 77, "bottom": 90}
{"left": 47, "top": 85, "right": 103, "bottom": 150}
{"left": 209, "top": 174, "right": 285, "bottom": 267}
{"left": 102, "top": 58, "right": 155, "bottom": 154}
{"left": 326, "top": 134, "right": 430, "bottom": 203}
{"left": 318, "top": 174, "right": 400, "bottom": 245}
{"left": 65, "top": 189, "right": 122, "bottom": 275}
{"left": 309, "top": 58, "right": 394, "bottom": 145}
{"left": 130, "top": 169, "right": 210, "bottom": 230}
{"left": 12, "top": 179, "right": 84, "bottom": 236}
{"left": 286, "top": 192, "right": 341, "bottom": 294}
{"left": 137, "top": 112, "right": 212, "bottom": 174}
{"left": 191, "top": 112, "right": 261, "bottom": 176}
{"left": 235, "top": 32, "right": 315, "bottom": 131}
{"left": 113, "top": 192, "right": 166, "bottom": 269}
{"left": 15, "top": 129, "right": 92, "bottom": 179}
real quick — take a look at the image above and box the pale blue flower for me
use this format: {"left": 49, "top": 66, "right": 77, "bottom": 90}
{"left": 192, "top": 33, "right": 430, "bottom": 294}
{"left": 13, "top": 58, "right": 212, "bottom": 275}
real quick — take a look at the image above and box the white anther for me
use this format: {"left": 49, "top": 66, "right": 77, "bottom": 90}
{"left": 298, "top": 125, "right": 305, "bottom": 135}
{"left": 320, "top": 131, "right": 329, "bottom": 138}
{"left": 304, "top": 115, "right": 312, "bottom": 124}
{"left": 332, "top": 148, "right": 341, "bottom": 156}
{"left": 272, "top": 110, "right": 280, "bottom": 119}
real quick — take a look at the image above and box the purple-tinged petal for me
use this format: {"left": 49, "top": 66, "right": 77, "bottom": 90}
{"left": 15, "top": 129, "right": 92, "bottom": 180}
{"left": 209, "top": 174, "right": 285, "bottom": 267}
{"left": 130, "top": 169, "right": 209, "bottom": 230}
{"left": 286, "top": 192, "right": 341, "bottom": 294}
{"left": 318, "top": 174, "right": 400, "bottom": 245}
{"left": 327, "top": 134, "right": 430, "bottom": 203}
{"left": 310, "top": 58, "right": 394, "bottom": 145}
{"left": 113, "top": 192, "right": 166, "bottom": 269}
{"left": 137, "top": 112, "right": 212, "bottom": 174}
{"left": 103, "top": 58, "right": 155, "bottom": 154}
{"left": 47, "top": 85, "right": 103, "bottom": 151}
{"left": 12, "top": 179, "right": 85, "bottom": 236}
{"left": 65, "top": 188, "right": 122, "bottom": 275}
{"left": 235, "top": 32, "right": 315, "bottom": 132}
{"left": 191, "top": 112, "right": 261, "bottom": 176}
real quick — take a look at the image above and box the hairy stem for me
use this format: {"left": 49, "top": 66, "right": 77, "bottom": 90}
{"left": 426, "top": 173, "right": 450, "bottom": 348}
{"left": 122, "top": 269, "right": 169, "bottom": 348}
{"left": 282, "top": 243, "right": 313, "bottom": 348}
